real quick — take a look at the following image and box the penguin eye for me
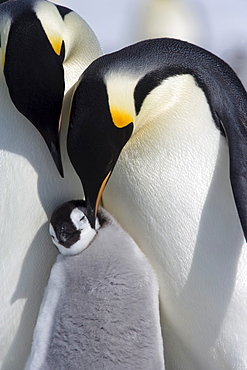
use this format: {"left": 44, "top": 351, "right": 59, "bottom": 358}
{"left": 80, "top": 215, "right": 86, "bottom": 221}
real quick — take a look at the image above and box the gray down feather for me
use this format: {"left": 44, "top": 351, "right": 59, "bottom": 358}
{"left": 26, "top": 207, "right": 165, "bottom": 370}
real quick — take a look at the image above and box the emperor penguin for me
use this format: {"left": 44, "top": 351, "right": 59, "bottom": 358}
{"left": 0, "top": 1, "right": 102, "bottom": 368}
{"left": 25, "top": 201, "right": 165, "bottom": 370}
{"left": 67, "top": 38, "right": 247, "bottom": 368}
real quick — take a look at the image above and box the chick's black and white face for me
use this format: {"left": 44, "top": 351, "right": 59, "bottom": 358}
{"left": 49, "top": 202, "right": 100, "bottom": 256}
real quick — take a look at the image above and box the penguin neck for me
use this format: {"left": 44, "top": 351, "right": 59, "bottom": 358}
{"left": 106, "top": 71, "right": 214, "bottom": 139}
{"left": 61, "top": 11, "right": 102, "bottom": 93}
{"left": 115, "top": 72, "right": 222, "bottom": 177}
{"left": 135, "top": 73, "right": 199, "bottom": 134}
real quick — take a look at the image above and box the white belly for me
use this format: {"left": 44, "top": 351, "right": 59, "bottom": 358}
{"left": 0, "top": 78, "right": 82, "bottom": 369}
{"left": 103, "top": 75, "right": 247, "bottom": 369}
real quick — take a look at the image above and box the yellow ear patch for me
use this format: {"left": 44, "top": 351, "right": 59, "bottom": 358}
{"left": 106, "top": 72, "right": 137, "bottom": 128}
{"left": 110, "top": 108, "right": 133, "bottom": 128}
{"left": 49, "top": 37, "right": 63, "bottom": 56}
{"left": 34, "top": 1, "right": 64, "bottom": 56}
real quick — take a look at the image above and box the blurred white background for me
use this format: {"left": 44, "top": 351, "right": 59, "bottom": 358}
{"left": 55, "top": 0, "right": 247, "bottom": 87}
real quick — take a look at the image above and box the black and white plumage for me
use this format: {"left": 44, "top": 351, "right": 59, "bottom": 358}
{"left": 49, "top": 200, "right": 100, "bottom": 255}
{"left": 0, "top": 0, "right": 102, "bottom": 175}
{"left": 0, "top": 1, "right": 102, "bottom": 368}
{"left": 26, "top": 203, "right": 165, "bottom": 370}
{"left": 67, "top": 38, "right": 247, "bottom": 368}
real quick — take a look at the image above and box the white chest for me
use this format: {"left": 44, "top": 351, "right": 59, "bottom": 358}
{"left": 103, "top": 74, "right": 247, "bottom": 368}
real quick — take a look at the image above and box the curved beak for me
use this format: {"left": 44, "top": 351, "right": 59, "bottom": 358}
{"left": 85, "top": 172, "right": 111, "bottom": 228}
{"left": 3, "top": 10, "right": 65, "bottom": 176}
{"left": 85, "top": 200, "right": 97, "bottom": 229}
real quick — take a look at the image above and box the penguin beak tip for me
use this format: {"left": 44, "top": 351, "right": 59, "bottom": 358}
{"left": 57, "top": 163, "right": 64, "bottom": 178}
{"left": 54, "top": 156, "right": 64, "bottom": 178}
{"left": 86, "top": 203, "right": 96, "bottom": 229}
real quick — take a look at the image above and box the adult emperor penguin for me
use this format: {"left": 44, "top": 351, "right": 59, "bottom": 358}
{"left": 67, "top": 38, "right": 247, "bottom": 368}
{"left": 0, "top": 1, "right": 102, "bottom": 369}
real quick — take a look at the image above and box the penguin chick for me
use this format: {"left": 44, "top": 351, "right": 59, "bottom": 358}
{"left": 49, "top": 200, "right": 100, "bottom": 256}
{"left": 27, "top": 206, "right": 165, "bottom": 370}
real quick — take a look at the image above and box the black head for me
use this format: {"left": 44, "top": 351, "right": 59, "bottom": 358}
{"left": 2, "top": 1, "right": 67, "bottom": 176}
{"left": 67, "top": 74, "right": 133, "bottom": 227}
{"left": 49, "top": 199, "right": 101, "bottom": 255}
{"left": 50, "top": 200, "right": 85, "bottom": 249}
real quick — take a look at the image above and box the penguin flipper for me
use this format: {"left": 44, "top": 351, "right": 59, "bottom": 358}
{"left": 228, "top": 124, "right": 247, "bottom": 241}
{"left": 213, "top": 88, "right": 247, "bottom": 241}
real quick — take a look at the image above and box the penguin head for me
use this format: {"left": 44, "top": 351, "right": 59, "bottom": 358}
{"left": 0, "top": 0, "right": 66, "bottom": 175}
{"left": 0, "top": 0, "right": 102, "bottom": 177}
{"left": 67, "top": 68, "right": 134, "bottom": 228}
{"left": 49, "top": 200, "right": 100, "bottom": 256}
{"left": 68, "top": 37, "right": 247, "bottom": 240}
